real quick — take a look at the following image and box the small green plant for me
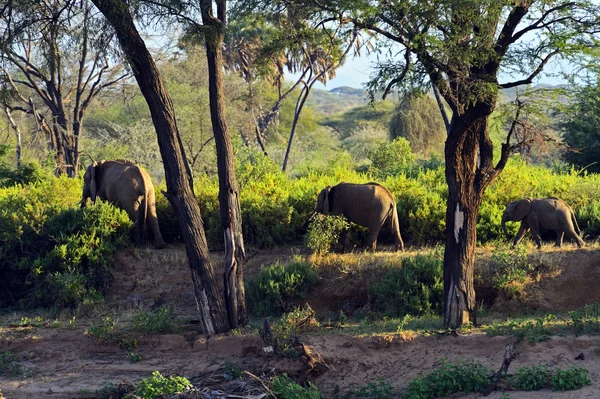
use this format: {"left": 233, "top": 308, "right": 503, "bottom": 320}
{"left": 86, "top": 317, "right": 118, "bottom": 340}
{"left": 491, "top": 245, "right": 534, "bottom": 298}
{"left": 404, "top": 359, "right": 492, "bottom": 399}
{"left": 135, "top": 371, "right": 191, "bottom": 399}
{"left": 245, "top": 260, "right": 318, "bottom": 316}
{"left": 96, "top": 381, "right": 135, "bottom": 399}
{"left": 487, "top": 315, "right": 554, "bottom": 343}
{"left": 305, "top": 215, "right": 350, "bottom": 254}
{"left": 271, "top": 305, "right": 319, "bottom": 357}
{"left": 569, "top": 302, "right": 600, "bottom": 334}
{"left": 368, "top": 253, "right": 443, "bottom": 317}
{"left": 0, "top": 352, "right": 24, "bottom": 376}
{"left": 354, "top": 377, "right": 394, "bottom": 399}
{"left": 272, "top": 374, "right": 322, "bottom": 399}
{"left": 549, "top": 367, "right": 591, "bottom": 391}
{"left": 511, "top": 364, "right": 551, "bottom": 390}
{"left": 128, "top": 352, "right": 142, "bottom": 363}
{"left": 132, "top": 306, "right": 174, "bottom": 333}
{"left": 223, "top": 361, "right": 243, "bottom": 380}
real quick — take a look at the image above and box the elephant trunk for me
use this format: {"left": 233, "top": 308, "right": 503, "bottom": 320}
{"left": 501, "top": 213, "right": 510, "bottom": 240}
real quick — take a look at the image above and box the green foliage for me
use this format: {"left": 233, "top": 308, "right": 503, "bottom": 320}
{"left": 0, "top": 352, "right": 25, "bottom": 376}
{"left": 128, "top": 352, "right": 142, "bottom": 363}
{"left": 404, "top": 359, "right": 492, "bottom": 399}
{"left": 223, "top": 361, "right": 243, "bottom": 380}
{"left": 368, "top": 137, "right": 415, "bottom": 178}
{"left": 0, "top": 175, "right": 133, "bottom": 308}
{"left": 511, "top": 365, "right": 551, "bottom": 391}
{"left": 131, "top": 306, "right": 175, "bottom": 333}
{"left": 549, "top": 367, "right": 591, "bottom": 391}
{"left": 245, "top": 261, "right": 318, "bottom": 316}
{"left": 0, "top": 145, "right": 47, "bottom": 188}
{"left": 86, "top": 317, "right": 118, "bottom": 340}
{"left": 490, "top": 245, "right": 533, "bottom": 298}
{"left": 368, "top": 253, "right": 443, "bottom": 317}
{"left": 561, "top": 80, "right": 600, "bottom": 174}
{"left": 389, "top": 93, "right": 446, "bottom": 156}
{"left": 354, "top": 377, "right": 394, "bottom": 399}
{"left": 487, "top": 315, "right": 556, "bottom": 343}
{"left": 271, "top": 305, "right": 319, "bottom": 357}
{"left": 305, "top": 215, "right": 350, "bottom": 254}
{"left": 134, "top": 371, "right": 191, "bottom": 399}
{"left": 272, "top": 374, "right": 322, "bottom": 399}
{"left": 569, "top": 302, "right": 600, "bottom": 334}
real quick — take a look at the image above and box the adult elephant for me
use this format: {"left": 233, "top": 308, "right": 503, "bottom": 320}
{"left": 314, "top": 182, "right": 405, "bottom": 251}
{"left": 81, "top": 159, "right": 166, "bottom": 249}
{"left": 502, "top": 197, "right": 584, "bottom": 249}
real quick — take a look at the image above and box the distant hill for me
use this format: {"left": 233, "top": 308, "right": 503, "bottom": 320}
{"left": 306, "top": 86, "right": 369, "bottom": 115}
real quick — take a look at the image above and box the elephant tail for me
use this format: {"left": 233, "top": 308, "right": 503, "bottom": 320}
{"left": 572, "top": 210, "right": 582, "bottom": 235}
{"left": 138, "top": 190, "right": 148, "bottom": 243}
{"left": 390, "top": 202, "right": 405, "bottom": 252}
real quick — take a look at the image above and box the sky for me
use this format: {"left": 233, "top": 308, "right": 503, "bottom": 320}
{"left": 298, "top": 52, "right": 573, "bottom": 92}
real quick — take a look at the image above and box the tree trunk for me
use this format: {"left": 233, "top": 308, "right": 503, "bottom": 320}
{"left": 443, "top": 111, "right": 491, "bottom": 329}
{"left": 91, "top": 0, "right": 230, "bottom": 335}
{"left": 201, "top": 0, "right": 248, "bottom": 328}
{"left": 4, "top": 107, "right": 22, "bottom": 167}
{"left": 282, "top": 85, "right": 311, "bottom": 172}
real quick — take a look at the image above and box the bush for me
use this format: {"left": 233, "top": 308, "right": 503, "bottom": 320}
{"left": 132, "top": 306, "right": 175, "bottom": 333}
{"left": 368, "top": 137, "right": 415, "bottom": 178}
{"left": 305, "top": 215, "right": 350, "bottom": 254}
{"left": 245, "top": 261, "right": 318, "bottom": 316}
{"left": 0, "top": 175, "right": 133, "bottom": 308}
{"left": 272, "top": 374, "right": 322, "bottom": 399}
{"left": 511, "top": 365, "right": 551, "bottom": 391}
{"left": 355, "top": 377, "right": 394, "bottom": 399}
{"left": 490, "top": 245, "right": 534, "bottom": 299}
{"left": 368, "top": 253, "right": 443, "bottom": 317}
{"left": 569, "top": 302, "right": 600, "bottom": 334}
{"left": 135, "top": 371, "right": 191, "bottom": 399}
{"left": 404, "top": 359, "right": 492, "bottom": 399}
{"left": 549, "top": 367, "right": 591, "bottom": 391}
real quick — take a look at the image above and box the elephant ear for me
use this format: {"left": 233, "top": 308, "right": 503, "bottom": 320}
{"left": 322, "top": 186, "right": 332, "bottom": 215}
{"left": 512, "top": 199, "right": 532, "bottom": 221}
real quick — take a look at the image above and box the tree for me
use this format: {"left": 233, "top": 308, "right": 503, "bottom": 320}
{"left": 90, "top": 0, "right": 231, "bottom": 335}
{"left": 562, "top": 79, "right": 600, "bottom": 173}
{"left": 282, "top": 0, "right": 600, "bottom": 327}
{"left": 0, "top": 0, "right": 128, "bottom": 176}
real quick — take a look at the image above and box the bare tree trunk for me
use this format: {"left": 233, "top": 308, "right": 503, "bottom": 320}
{"left": 91, "top": 0, "right": 230, "bottom": 335}
{"left": 431, "top": 80, "right": 451, "bottom": 134}
{"left": 282, "top": 85, "right": 311, "bottom": 172}
{"left": 4, "top": 107, "right": 22, "bottom": 167}
{"left": 443, "top": 112, "right": 492, "bottom": 328}
{"left": 200, "top": 0, "right": 248, "bottom": 328}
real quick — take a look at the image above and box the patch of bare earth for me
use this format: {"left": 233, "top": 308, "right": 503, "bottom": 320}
{"left": 2, "top": 245, "right": 600, "bottom": 398}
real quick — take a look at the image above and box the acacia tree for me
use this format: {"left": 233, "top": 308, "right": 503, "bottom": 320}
{"left": 0, "top": 0, "right": 128, "bottom": 176}
{"left": 277, "top": 0, "right": 600, "bottom": 327}
{"left": 90, "top": 0, "right": 231, "bottom": 335}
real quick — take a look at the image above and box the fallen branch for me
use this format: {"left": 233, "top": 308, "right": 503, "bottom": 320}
{"left": 482, "top": 341, "right": 520, "bottom": 396}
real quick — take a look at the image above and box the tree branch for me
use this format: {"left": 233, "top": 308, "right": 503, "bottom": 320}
{"left": 499, "top": 50, "right": 559, "bottom": 89}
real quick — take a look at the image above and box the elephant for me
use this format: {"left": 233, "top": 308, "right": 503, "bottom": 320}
{"left": 502, "top": 197, "right": 584, "bottom": 249}
{"left": 314, "top": 182, "right": 405, "bottom": 251}
{"left": 81, "top": 159, "right": 166, "bottom": 249}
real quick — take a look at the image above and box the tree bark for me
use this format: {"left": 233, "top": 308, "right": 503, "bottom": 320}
{"left": 200, "top": 0, "right": 248, "bottom": 328}
{"left": 443, "top": 109, "right": 492, "bottom": 328}
{"left": 91, "top": 0, "right": 230, "bottom": 335}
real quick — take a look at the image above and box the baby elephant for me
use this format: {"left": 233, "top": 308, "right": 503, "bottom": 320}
{"left": 314, "top": 182, "right": 404, "bottom": 251}
{"left": 502, "top": 197, "right": 584, "bottom": 249}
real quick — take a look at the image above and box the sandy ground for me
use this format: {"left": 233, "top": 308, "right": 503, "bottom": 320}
{"left": 1, "top": 245, "right": 600, "bottom": 398}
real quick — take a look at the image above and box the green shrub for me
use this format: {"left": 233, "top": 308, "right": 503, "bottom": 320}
{"left": 0, "top": 144, "right": 48, "bottom": 188}
{"left": 549, "top": 367, "right": 591, "bottom": 391}
{"left": 404, "top": 359, "right": 492, "bottom": 399}
{"left": 569, "top": 302, "right": 600, "bottom": 334}
{"left": 272, "top": 374, "right": 322, "bottom": 399}
{"left": 487, "top": 315, "right": 555, "bottom": 343}
{"left": 369, "top": 137, "right": 415, "bottom": 178}
{"left": 245, "top": 261, "right": 318, "bottom": 316}
{"left": 305, "top": 215, "right": 350, "bottom": 254}
{"left": 368, "top": 253, "right": 443, "bottom": 317}
{"left": 354, "top": 377, "right": 394, "bottom": 399}
{"left": 86, "top": 317, "right": 118, "bottom": 340}
{"left": 490, "top": 245, "right": 534, "bottom": 298}
{"left": 511, "top": 365, "right": 551, "bottom": 390}
{"left": 135, "top": 371, "right": 191, "bottom": 399}
{"left": 131, "top": 306, "right": 175, "bottom": 333}
{"left": 271, "top": 306, "right": 319, "bottom": 357}
{"left": 0, "top": 351, "right": 24, "bottom": 376}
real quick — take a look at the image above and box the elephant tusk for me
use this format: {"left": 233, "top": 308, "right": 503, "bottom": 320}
{"left": 303, "top": 212, "right": 318, "bottom": 229}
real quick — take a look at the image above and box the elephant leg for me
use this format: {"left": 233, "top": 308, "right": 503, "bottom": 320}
{"left": 567, "top": 231, "right": 585, "bottom": 248}
{"left": 529, "top": 225, "right": 543, "bottom": 250}
{"left": 367, "top": 227, "right": 381, "bottom": 252}
{"left": 133, "top": 222, "right": 143, "bottom": 246}
{"left": 338, "top": 230, "right": 352, "bottom": 253}
{"left": 148, "top": 214, "right": 166, "bottom": 249}
{"left": 513, "top": 223, "right": 529, "bottom": 247}
{"left": 555, "top": 232, "right": 564, "bottom": 247}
